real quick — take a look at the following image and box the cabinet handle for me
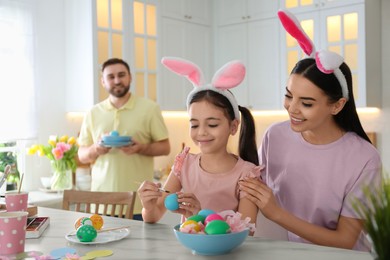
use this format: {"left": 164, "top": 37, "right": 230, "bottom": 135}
{"left": 188, "top": 15, "right": 192, "bottom": 19}
{"left": 242, "top": 16, "right": 246, "bottom": 20}
{"left": 247, "top": 15, "right": 250, "bottom": 19}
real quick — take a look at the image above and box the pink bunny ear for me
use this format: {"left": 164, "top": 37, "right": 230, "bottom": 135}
{"left": 212, "top": 61, "right": 245, "bottom": 90}
{"left": 278, "top": 9, "right": 314, "bottom": 57}
{"left": 161, "top": 57, "right": 204, "bottom": 87}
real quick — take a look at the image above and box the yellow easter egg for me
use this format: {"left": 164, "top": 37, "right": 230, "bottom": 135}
{"left": 90, "top": 214, "right": 104, "bottom": 230}
{"left": 180, "top": 220, "right": 201, "bottom": 232}
{"left": 74, "top": 217, "right": 89, "bottom": 230}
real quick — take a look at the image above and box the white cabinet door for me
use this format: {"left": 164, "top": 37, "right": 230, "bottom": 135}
{"left": 159, "top": 18, "right": 211, "bottom": 110}
{"left": 216, "top": 18, "right": 281, "bottom": 109}
{"left": 65, "top": 0, "right": 97, "bottom": 112}
{"left": 161, "top": 0, "right": 211, "bottom": 25}
{"left": 217, "top": 0, "right": 279, "bottom": 26}
{"left": 215, "top": 23, "right": 248, "bottom": 106}
{"left": 247, "top": 18, "right": 281, "bottom": 110}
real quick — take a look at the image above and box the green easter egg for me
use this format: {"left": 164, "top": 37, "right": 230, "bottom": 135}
{"left": 76, "top": 225, "right": 97, "bottom": 242}
{"left": 188, "top": 214, "right": 206, "bottom": 224}
{"left": 205, "top": 220, "right": 230, "bottom": 235}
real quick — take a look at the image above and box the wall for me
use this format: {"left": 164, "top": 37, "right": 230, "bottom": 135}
{"left": 24, "top": 0, "right": 390, "bottom": 191}
{"left": 381, "top": 0, "right": 390, "bottom": 177}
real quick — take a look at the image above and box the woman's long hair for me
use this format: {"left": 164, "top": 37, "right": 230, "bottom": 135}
{"left": 291, "top": 58, "right": 371, "bottom": 143}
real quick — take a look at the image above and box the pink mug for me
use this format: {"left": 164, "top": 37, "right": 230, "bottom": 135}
{"left": 5, "top": 192, "right": 28, "bottom": 212}
{"left": 0, "top": 211, "right": 28, "bottom": 255}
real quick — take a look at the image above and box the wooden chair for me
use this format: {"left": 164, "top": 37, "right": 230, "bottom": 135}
{"left": 62, "top": 190, "right": 136, "bottom": 219}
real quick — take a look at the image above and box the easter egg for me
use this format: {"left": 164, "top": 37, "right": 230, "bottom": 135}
{"left": 76, "top": 225, "right": 97, "bottom": 242}
{"left": 187, "top": 214, "right": 206, "bottom": 224}
{"left": 204, "top": 213, "right": 224, "bottom": 225}
{"left": 180, "top": 220, "right": 201, "bottom": 232}
{"left": 74, "top": 217, "right": 89, "bottom": 230}
{"left": 198, "top": 209, "right": 215, "bottom": 218}
{"left": 81, "top": 217, "right": 93, "bottom": 226}
{"left": 90, "top": 214, "right": 104, "bottom": 230}
{"left": 205, "top": 220, "right": 230, "bottom": 235}
{"left": 110, "top": 130, "right": 119, "bottom": 136}
{"left": 164, "top": 193, "right": 179, "bottom": 211}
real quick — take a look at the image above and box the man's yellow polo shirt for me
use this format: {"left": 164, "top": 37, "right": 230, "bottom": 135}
{"left": 78, "top": 94, "right": 169, "bottom": 214}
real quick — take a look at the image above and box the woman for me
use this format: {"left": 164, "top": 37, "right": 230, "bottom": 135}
{"left": 239, "top": 10, "right": 382, "bottom": 251}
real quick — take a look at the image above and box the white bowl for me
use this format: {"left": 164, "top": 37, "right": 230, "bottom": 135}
{"left": 40, "top": 176, "right": 52, "bottom": 189}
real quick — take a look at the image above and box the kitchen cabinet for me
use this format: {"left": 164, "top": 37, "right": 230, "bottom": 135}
{"left": 215, "top": 1, "right": 281, "bottom": 109}
{"left": 159, "top": 1, "right": 212, "bottom": 110}
{"left": 280, "top": 0, "right": 381, "bottom": 107}
{"left": 161, "top": 0, "right": 211, "bottom": 26}
{"left": 217, "top": 0, "right": 278, "bottom": 25}
{"left": 64, "top": 0, "right": 97, "bottom": 112}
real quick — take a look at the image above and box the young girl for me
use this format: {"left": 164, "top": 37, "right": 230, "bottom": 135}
{"left": 239, "top": 10, "right": 382, "bottom": 250}
{"left": 138, "top": 57, "right": 261, "bottom": 228}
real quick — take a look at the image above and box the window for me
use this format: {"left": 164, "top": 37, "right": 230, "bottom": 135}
{"left": 0, "top": 0, "right": 37, "bottom": 142}
{"left": 0, "top": 0, "right": 37, "bottom": 181}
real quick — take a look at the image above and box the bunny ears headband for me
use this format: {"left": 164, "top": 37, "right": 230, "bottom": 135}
{"left": 161, "top": 57, "right": 245, "bottom": 120}
{"left": 278, "top": 9, "right": 349, "bottom": 101}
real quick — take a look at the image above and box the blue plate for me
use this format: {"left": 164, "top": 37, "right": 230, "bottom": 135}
{"left": 102, "top": 135, "right": 132, "bottom": 143}
{"left": 100, "top": 141, "right": 132, "bottom": 147}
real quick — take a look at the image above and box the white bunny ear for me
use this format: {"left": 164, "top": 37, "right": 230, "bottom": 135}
{"left": 212, "top": 61, "right": 246, "bottom": 90}
{"left": 161, "top": 57, "right": 204, "bottom": 87}
{"left": 278, "top": 9, "right": 315, "bottom": 57}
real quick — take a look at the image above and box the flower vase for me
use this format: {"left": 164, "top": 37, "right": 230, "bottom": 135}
{"left": 50, "top": 161, "right": 73, "bottom": 191}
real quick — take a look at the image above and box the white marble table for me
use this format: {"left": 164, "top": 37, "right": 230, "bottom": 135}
{"left": 23, "top": 207, "right": 373, "bottom": 260}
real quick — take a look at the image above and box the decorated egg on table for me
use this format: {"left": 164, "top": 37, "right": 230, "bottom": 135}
{"left": 198, "top": 209, "right": 215, "bottom": 218}
{"left": 180, "top": 220, "right": 202, "bottom": 233}
{"left": 204, "top": 213, "right": 224, "bottom": 225}
{"left": 90, "top": 214, "right": 104, "bottom": 230}
{"left": 187, "top": 214, "right": 206, "bottom": 224}
{"left": 164, "top": 193, "right": 179, "bottom": 211}
{"left": 76, "top": 225, "right": 97, "bottom": 242}
{"left": 205, "top": 220, "right": 230, "bottom": 235}
{"left": 74, "top": 217, "right": 91, "bottom": 230}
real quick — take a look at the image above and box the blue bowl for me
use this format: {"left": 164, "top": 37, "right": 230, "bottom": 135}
{"left": 173, "top": 224, "right": 249, "bottom": 256}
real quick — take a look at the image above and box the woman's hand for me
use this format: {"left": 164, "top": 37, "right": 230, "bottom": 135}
{"left": 239, "top": 178, "right": 281, "bottom": 221}
{"left": 174, "top": 192, "right": 202, "bottom": 218}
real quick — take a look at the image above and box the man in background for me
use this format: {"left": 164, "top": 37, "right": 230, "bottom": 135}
{"left": 78, "top": 58, "right": 170, "bottom": 220}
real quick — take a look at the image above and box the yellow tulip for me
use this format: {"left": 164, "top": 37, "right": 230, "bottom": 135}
{"left": 37, "top": 147, "right": 45, "bottom": 157}
{"left": 27, "top": 145, "right": 38, "bottom": 155}
{"left": 68, "top": 136, "right": 76, "bottom": 145}
{"left": 59, "top": 135, "right": 68, "bottom": 142}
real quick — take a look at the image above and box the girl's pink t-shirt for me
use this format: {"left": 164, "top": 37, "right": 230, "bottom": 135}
{"left": 174, "top": 152, "right": 261, "bottom": 213}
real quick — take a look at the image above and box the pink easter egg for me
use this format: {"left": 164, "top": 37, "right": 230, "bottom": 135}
{"left": 204, "top": 213, "right": 224, "bottom": 225}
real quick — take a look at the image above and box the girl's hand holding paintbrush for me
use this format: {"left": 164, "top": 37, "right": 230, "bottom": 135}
{"left": 137, "top": 181, "right": 172, "bottom": 221}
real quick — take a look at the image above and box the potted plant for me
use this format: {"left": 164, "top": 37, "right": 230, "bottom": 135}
{"left": 354, "top": 177, "right": 390, "bottom": 260}
{"left": 0, "top": 143, "right": 20, "bottom": 191}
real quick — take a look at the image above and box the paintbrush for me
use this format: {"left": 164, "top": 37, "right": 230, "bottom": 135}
{"left": 134, "top": 181, "right": 170, "bottom": 193}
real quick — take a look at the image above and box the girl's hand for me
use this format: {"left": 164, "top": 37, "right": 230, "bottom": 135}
{"left": 174, "top": 192, "right": 201, "bottom": 218}
{"left": 239, "top": 178, "right": 281, "bottom": 220}
{"left": 137, "top": 181, "right": 163, "bottom": 210}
